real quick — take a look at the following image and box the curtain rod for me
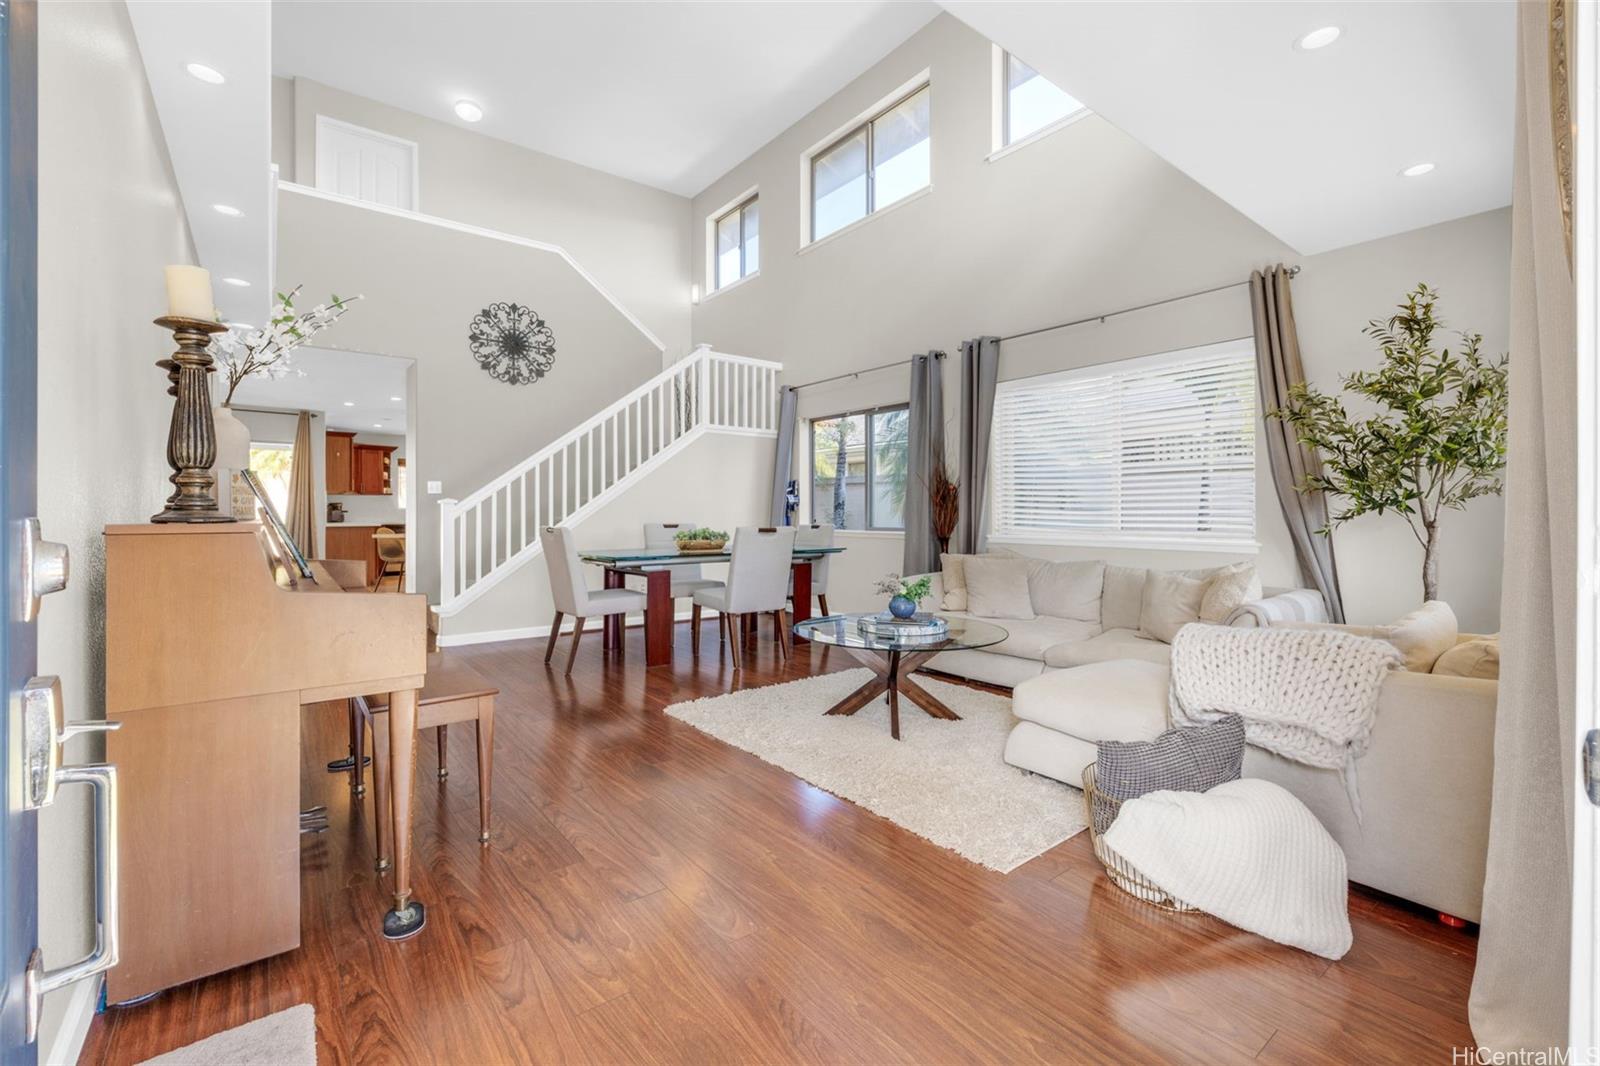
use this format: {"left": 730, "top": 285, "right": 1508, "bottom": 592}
{"left": 227, "top": 405, "right": 321, "bottom": 418}
{"left": 790, "top": 349, "right": 944, "bottom": 392}
{"left": 1000, "top": 266, "right": 1300, "bottom": 344}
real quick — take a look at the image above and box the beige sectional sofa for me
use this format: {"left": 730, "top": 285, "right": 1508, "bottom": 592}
{"left": 911, "top": 555, "right": 1498, "bottom": 922}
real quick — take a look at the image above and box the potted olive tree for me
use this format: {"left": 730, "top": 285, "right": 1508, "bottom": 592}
{"left": 1272, "top": 283, "right": 1508, "bottom": 603}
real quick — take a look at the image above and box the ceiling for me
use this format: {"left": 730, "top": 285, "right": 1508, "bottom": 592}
{"left": 127, "top": 1, "right": 272, "bottom": 326}
{"left": 232, "top": 346, "right": 411, "bottom": 435}
{"left": 940, "top": 0, "right": 1515, "bottom": 254}
{"left": 272, "top": 0, "right": 941, "bottom": 197}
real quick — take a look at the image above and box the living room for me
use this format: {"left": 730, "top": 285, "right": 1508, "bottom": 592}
{"left": 15, "top": 1, "right": 1593, "bottom": 1064}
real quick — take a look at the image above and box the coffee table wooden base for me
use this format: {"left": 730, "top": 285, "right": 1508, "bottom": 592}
{"left": 824, "top": 646, "right": 961, "bottom": 739}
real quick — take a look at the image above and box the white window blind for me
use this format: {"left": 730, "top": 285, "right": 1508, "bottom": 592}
{"left": 990, "top": 340, "right": 1258, "bottom": 549}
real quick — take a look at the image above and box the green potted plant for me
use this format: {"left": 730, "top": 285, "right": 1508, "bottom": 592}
{"left": 873, "top": 573, "right": 933, "bottom": 619}
{"left": 673, "top": 526, "right": 729, "bottom": 552}
{"left": 1271, "top": 283, "right": 1508, "bottom": 603}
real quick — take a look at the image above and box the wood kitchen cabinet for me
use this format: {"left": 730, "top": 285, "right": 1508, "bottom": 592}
{"left": 325, "top": 431, "right": 355, "bottom": 494}
{"left": 324, "top": 524, "right": 404, "bottom": 587}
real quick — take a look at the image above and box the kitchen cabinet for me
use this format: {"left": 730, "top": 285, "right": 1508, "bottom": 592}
{"left": 326, "top": 432, "right": 397, "bottom": 496}
{"left": 325, "top": 431, "right": 355, "bottom": 495}
{"left": 324, "top": 524, "right": 404, "bottom": 587}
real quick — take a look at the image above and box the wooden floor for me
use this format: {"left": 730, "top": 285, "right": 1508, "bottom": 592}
{"left": 83, "top": 622, "right": 1477, "bottom": 1064}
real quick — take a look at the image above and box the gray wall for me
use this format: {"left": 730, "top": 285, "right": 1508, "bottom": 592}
{"left": 274, "top": 75, "right": 693, "bottom": 362}
{"left": 689, "top": 12, "right": 1509, "bottom": 632}
{"left": 275, "top": 189, "right": 664, "bottom": 613}
{"left": 36, "top": 0, "right": 198, "bottom": 1052}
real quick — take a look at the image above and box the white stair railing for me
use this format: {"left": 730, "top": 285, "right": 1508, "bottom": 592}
{"left": 436, "top": 347, "right": 783, "bottom": 615}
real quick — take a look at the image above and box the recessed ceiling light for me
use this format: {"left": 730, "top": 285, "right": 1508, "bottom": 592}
{"left": 212, "top": 203, "right": 243, "bottom": 217}
{"left": 343, "top": 401, "right": 355, "bottom": 407}
{"left": 390, "top": 396, "right": 403, "bottom": 402}
{"left": 1294, "top": 26, "right": 1341, "bottom": 51}
{"left": 454, "top": 99, "right": 484, "bottom": 123}
{"left": 221, "top": 277, "right": 250, "bottom": 287}
{"left": 372, "top": 423, "right": 383, "bottom": 429}
{"left": 186, "top": 62, "right": 226, "bottom": 85}
{"left": 1400, "top": 162, "right": 1436, "bottom": 178}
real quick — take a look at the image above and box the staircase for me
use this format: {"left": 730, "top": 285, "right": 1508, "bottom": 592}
{"left": 436, "top": 346, "right": 784, "bottom": 615}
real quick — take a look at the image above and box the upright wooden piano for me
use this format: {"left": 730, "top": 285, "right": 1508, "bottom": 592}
{"left": 103, "top": 522, "right": 427, "bottom": 1003}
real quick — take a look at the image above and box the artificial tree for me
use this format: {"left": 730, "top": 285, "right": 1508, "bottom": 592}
{"left": 1272, "top": 283, "right": 1508, "bottom": 604}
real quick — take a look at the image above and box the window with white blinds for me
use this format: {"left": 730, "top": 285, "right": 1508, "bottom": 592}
{"left": 989, "top": 340, "right": 1258, "bottom": 549}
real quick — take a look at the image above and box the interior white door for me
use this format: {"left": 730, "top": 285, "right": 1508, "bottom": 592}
{"left": 313, "top": 116, "right": 416, "bottom": 210}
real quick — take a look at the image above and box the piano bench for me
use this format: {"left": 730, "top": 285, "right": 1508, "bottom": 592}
{"left": 353, "top": 655, "right": 498, "bottom": 867}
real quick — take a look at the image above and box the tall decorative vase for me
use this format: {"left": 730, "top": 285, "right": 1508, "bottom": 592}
{"left": 211, "top": 403, "right": 252, "bottom": 519}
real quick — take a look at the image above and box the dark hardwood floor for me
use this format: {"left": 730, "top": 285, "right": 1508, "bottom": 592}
{"left": 82, "top": 622, "right": 1477, "bottom": 1064}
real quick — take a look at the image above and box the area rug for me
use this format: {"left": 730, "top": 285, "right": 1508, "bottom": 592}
{"left": 665, "top": 669, "right": 1085, "bottom": 872}
{"left": 138, "top": 1004, "right": 316, "bottom": 1065}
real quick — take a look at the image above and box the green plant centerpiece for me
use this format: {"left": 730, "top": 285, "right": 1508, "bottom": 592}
{"left": 1271, "top": 283, "right": 1508, "bottom": 603}
{"left": 673, "top": 527, "right": 729, "bottom": 552}
{"left": 874, "top": 573, "right": 933, "bottom": 619}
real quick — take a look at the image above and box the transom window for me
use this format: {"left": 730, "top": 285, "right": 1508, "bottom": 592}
{"left": 810, "top": 84, "right": 930, "bottom": 242}
{"left": 989, "top": 341, "right": 1257, "bottom": 549}
{"left": 1001, "top": 51, "right": 1087, "bottom": 147}
{"left": 714, "top": 194, "right": 759, "bottom": 290}
{"left": 809, "top": 405, "right": 909, "bottom": 531}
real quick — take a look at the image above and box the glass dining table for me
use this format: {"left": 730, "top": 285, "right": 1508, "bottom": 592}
{"left": 577, "top": 542, "right": 846, "bottom": 667}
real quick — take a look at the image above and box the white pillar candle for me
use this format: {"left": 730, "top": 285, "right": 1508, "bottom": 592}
{"left": 164, "top": 265, "right": 215, "bottom": 320}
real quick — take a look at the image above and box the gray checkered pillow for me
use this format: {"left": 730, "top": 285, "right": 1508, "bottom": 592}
{"left": 1095, "top": 713, "right": 1246, "bottom": 808}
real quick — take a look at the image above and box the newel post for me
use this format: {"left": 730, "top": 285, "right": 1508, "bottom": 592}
{"left": 438, "top": 498, "right": 459, "bottom": 607}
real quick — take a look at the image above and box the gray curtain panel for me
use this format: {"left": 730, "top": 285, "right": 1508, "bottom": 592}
{"left": 1469, "top": 2, "right": 1576, "bottom": 1053}
{"left": 955, "top": 336, "right": 999, "bottom": 555}
{"left": 769, "top": 385, "right": 798, "bottom": 525}
{"left": 902, "top": 352, "right": 945, "bottom": 575}
{"left": 1250, "top": 265, "right": 1347, "bottom": 623}
{"left": 285, "top": 410, "right": 317, "bottom": 556}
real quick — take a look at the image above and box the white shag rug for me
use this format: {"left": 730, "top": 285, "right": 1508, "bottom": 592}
{"left": 665, "top": 669, "right": 1085, "bottom": 872}
{"left": 138, "top": 1005, "right": 316, "bottom": 1065}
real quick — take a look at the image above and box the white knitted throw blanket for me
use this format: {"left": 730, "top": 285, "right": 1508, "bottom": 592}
{"left": 1168, "top": 625, "right": 1401, "bottom": 807}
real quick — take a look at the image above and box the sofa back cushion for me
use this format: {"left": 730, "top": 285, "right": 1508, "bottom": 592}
{"left": 964, "top": 556, "right": 1036, "bottom": 620}
{"left": 1373, "top": 601, "right": 1459, "bottom": 672}
{"left": 1432, "top": 635, "right": 1500, "bottom": 680}
{"left": 1019, "top": 558, "right": 1104, "bottom": 622}
{"left": 1199, "top": 562, "right": 1258, "bottom": 623}
{"left": 1102, "top": 566, "right": 1148, "bottom": 630}
{"left": 938, "top": 553, "right": 974, "bottom": 611}
{"left": 1139, "top": 571, "right": 1209, "bottom": 643}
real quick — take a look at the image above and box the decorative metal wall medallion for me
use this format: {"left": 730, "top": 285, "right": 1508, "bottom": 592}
{"left": 468, "top": 302, "right": 556, "bottom": 385}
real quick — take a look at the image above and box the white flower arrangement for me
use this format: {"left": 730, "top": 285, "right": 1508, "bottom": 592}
{"left": 211, "top": 284, "right": 361, "bottom": 406}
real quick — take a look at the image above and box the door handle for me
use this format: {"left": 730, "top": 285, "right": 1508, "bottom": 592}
{"left": 19, "top": 676, "right": 121, "bottom": 1042}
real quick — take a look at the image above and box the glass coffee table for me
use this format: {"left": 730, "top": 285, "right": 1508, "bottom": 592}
{"left": 792, "top": 614, "right": 1008, "bottom": 740}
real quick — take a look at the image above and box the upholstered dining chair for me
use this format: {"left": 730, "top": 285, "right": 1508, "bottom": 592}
{"left": 540, "top": 525, "right": 648, "bottom": 675}
{"left": 691, "top": 526, "right": 797, "bottom": 669}
{"left": 640, "top": 521, "right": 725, "bottom": 601}
{"left": 790, "top": 522, "right": 834, "bottom": 616}
{"left": 372, "top": 526, "right": 406, "bottom": 592}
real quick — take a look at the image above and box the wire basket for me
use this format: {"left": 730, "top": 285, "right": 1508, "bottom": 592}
{"left": 1081, "top": 764, "right": 1198, "bottom": 913}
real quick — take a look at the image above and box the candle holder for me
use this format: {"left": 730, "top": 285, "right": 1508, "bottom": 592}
{"left": 151, "top": 315, "right": 235, "bottom": 524}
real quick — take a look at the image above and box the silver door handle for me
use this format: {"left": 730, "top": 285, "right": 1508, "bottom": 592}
{"left": 20, "top": 676, "right": 121, "bottom": 1042}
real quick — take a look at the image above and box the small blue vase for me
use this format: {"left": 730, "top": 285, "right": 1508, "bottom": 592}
{"left": 888, "top": 595, "right": 917, "bottom": 619}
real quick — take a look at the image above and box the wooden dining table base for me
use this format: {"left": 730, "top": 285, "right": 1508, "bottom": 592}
{"left": 824, "top": 646, "right": 961, "bottom": 740}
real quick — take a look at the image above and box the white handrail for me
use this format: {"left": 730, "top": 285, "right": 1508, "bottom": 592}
{"left": 437, "top": 347, "right": 783, "bottom": 615}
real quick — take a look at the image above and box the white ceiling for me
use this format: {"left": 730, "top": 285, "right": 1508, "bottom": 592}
{"left": 128, "top": 1, "right": 272, "bottom": 326}
{"left": 272, "top": 0, "right": 941, "bottom": 197}
{"left": 232, "top": 346, "right": 410, "bottom": 435}
{"left": 940, "top": 0, "right": 1515, "bottom": 254}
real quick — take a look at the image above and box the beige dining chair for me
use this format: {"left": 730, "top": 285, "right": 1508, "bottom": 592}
{"left": 789, "top": 522, "right": 834, "bottom": 616}
{"left": 691, "top": 526, "right": 797, "bottom": 669}
{"left": 641, "top": 521, "right": 725, "bottom": 600}
{"left": 372, "top": 527, "right": 405, "bottom": 592}
{"left": 540, "top": 525, "right": 648, "bottom": 675}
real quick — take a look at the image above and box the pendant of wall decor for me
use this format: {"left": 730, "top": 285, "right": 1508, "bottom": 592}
{"left": 468, "top": 302, "right": 557, "bottom": 385}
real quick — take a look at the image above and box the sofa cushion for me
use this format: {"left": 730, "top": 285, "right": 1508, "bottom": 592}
{"left": 1020, "top": 558, "right": 1104, "bottom": 623}
{"left": 1011, "top": 660, "right": 1170, "bottom": 740}
{"left": 1045, "top": 628, "right": 1172, "bottom": 669}
{"left": 1376, "top": 601, "right": 1459, "bottom": 673}
{"left": 1199, "top": 563, "right": 1257, "bottom": 623}
{"left": 1101, "top": 566, "right": 1147, "bottom": 630}
{"left": 938, "top": 553, "right": 981, "bottom": 611}
{"left": 927, "top": 647, "right": 1046, "bottom": 688}
{"left": 1139, "top": 571, "right": 1208, "bottom": 643}
{"left": 1004, "top": 720, "right": 1100, "bottom": 785}
{"left": 1433, "top": 636, "right": 1500, "bottom": 680}
{"left": 941, "top": 612, "right": 1097, "bottom": 660}
{"left": 965, "top": 556, "right": 1035, "bottom": 620}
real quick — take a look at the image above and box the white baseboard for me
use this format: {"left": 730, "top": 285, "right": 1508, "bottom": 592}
{"left": 41, "top": 976, "right": 99, "bottom": 1066}
{"left": 437, "top": 609, "right": 696, "bottom": 647}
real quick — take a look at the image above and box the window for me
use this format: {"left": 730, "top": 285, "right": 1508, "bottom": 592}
{"left": 810, "top": 84, "right": 930, "bottom": 242}
{"left": 810, "top": 405, "right": 909, "bottom": 530}
{"left": 714, "top": 195, "right": 759, "bottom": 290}
{"left": 1000, "top": 51, "right": 1087, "bottom": 148}
{"left": 989, "top": 341, "right": 1257, "bottom": 549}
{"left": 249, "top": 443, "right": 294, "bottom": 519}
{"left": 395, "top": 458, "right": 408, "bottom": 510}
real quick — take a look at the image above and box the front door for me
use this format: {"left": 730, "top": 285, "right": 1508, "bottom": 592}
{"left": 0, "top": 0, "right": 40, "bottom": 1060}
